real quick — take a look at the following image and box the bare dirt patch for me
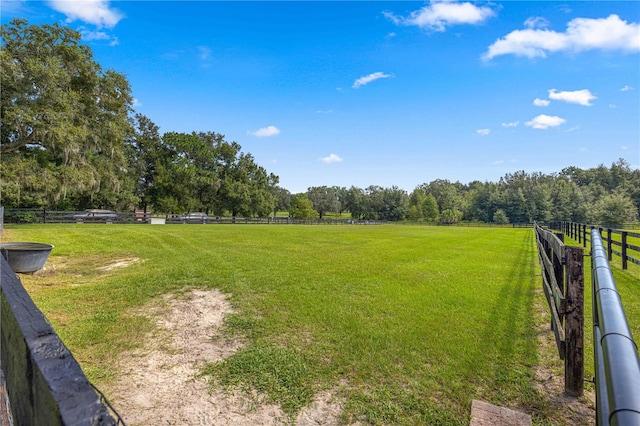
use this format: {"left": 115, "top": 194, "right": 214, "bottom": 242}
{"left": 106, "top": 289, "right": 344, "bottom": 425}
{"left": 97, "top": 257, "right": 141, "bottom": 272}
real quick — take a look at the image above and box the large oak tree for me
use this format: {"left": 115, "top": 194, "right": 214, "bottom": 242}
{"left": 1, "top": 19, "right": 135, "bottom": 209}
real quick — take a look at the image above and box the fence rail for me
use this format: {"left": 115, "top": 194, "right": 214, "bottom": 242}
{"left": 1, "top": 256, "right": 117, "bottom": 425}
{"left": 2, "top": 209, "right": 537, "bottom": 227}
{"left": 554, "top": 221, "right": 640, "bottom": 270}
{"left": 590, "top": 228, "right": 640, "bottom": 425}
{"left": 1, "top": 209, "right": 385, "bottom": 226}
{"left": 534, "top": 222, "right": 584, "bottom": 396}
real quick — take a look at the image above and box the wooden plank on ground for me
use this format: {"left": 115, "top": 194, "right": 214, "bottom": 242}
{"left": 470, "top": 400, "right": 531, "bottom": 426}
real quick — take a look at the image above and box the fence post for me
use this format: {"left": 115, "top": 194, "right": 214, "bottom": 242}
{"left": 622, "top": 231, "right": 628, "bottom": 270}
{"left": 564, "top": 245, "right": 584, "bottom": 396}
{"left": 577, "top": 223, "right": 582, "bottom": 245}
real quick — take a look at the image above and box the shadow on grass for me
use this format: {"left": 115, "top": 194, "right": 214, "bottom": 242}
{"left": 472, "top": 230, "right": 540, "bottom": 409}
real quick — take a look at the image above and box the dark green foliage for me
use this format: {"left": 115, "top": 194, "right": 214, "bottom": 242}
{"left": 289, "top": 193, "right": 319, "bottom": 219}
{"left": 1, "top": 19, "right": 136, "bottom": 210}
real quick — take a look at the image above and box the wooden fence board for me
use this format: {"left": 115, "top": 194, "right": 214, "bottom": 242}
{"left": 534, "top": 222, "right": 583, "bottom": 396}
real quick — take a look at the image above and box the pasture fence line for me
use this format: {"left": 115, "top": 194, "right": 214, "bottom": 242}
{"left": 1, "top": 209, "right": 384, "bottom": 226}
{"left": 590, "top": 228, "right": 640, "bottom": 425}
{"left": 552, "top": 221, "right": 640, "bottom": 270}
{"left": 3, "top": 208, "right": 534, "bottom": 227}
{"left": 533, "top": 222, "right": 584, "bottom": 396}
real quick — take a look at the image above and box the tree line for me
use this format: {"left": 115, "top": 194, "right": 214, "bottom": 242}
{"left": 2, "top": 20, "right": 639, "bottom": 226}
{"left": 291, "top": 159, "right": 639, "bottom": 226}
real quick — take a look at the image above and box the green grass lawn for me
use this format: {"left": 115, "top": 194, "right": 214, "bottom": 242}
{"left": 3, "top": 224, "right": 563, "bottom": 424}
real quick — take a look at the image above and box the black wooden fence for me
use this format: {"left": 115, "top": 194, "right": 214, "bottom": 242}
{"left": 1, "top": 256, "right": 123, "bottom": 425}
{"left": 534, "top": 222, "right": 584, "bottom": 396}
{"left": 554, "top": 221, "right": 640, "bottom": 270}
{"left": 1, "top": 209, "right": 384, "bottom": 226}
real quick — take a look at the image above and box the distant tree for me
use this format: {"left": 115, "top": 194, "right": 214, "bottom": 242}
{"left": 142, "top": 131, "right": 277, "bottom": 216}
{"left": 272, "top": 186, "right": 292, "bottom": 217}
{"left": 423, "top": 193, "right": 440, "bottom": 222}
{"left": 408, "top": 189, "right": 427, "bottom": 221}
{"left": 589, "top": 191, "right": 638, "bottom": 226}
{"left": 364, "top": 185, "right": 387, "bottom": 220}
{"left": 219, "top": 151, "right": 276, "bottom": 217}
{"left": 379, "top": 186, "right": 408, "bottom": 221}
{"left": 307, "top": 186, "right": 338, "bottom": 219}
{"left": 548, "top": 177, "right": 587, "bottom": 222}
{"left": 333, "top": 186, "right": 349, "bottom": 215}
{"left": 420, "top": 179, "right": 464, "bottom": 214}
{"left": 126, "top": 114, "right": 163, "bottom": 212}
{"left": 344, "top": 186, "right": 366, "bottom": 220}
{"left": 289, "top": 193, "right": 319, "bottom": 219}
{"left": 158, "top": 132, "right": 219, "bottom": 213}
{"left": 1, "top": 19, "right": 135, "bottom": 209}
{"left": 440, "top": 208, "right": 462, "bottom": 224}
{"left": 467, "top": 182, "right": 499, "bottom": 222}
{"left": 493, "top": 209, "right": 509, "bottom": 224}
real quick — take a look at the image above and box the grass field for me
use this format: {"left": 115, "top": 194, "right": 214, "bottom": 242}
{"left": 2, "top": 224, "right": 621, "bottom": 424}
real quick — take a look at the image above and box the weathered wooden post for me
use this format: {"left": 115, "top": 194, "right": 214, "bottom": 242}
{"left": 621, "top": 231, "right": 628, "bottom": 270}
{"left": 564, "top": 245, "right": 584, "bottom": 396}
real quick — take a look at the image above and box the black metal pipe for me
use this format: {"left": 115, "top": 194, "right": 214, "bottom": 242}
{"left": 594, "top": 326, "right": 610, "bottom": 426}
{"left": 591, "top": 229, "right": 640, "bottom": 425}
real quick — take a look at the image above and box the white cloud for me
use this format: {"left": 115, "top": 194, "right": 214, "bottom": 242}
{"left": 525, "top": 114, "right": 566, "bottom": 129}
{"left": 533, "top": 98, "right": 550, "bottom": 107}
{"left": 524, "top": 17, "right": 550, "bottom": 29}
{"left": 557, "top": 5, "right": 573, "bottom": 14}
{"left": 476, "top": 128, "right": 490, "bottom": 136}
{"left": 198, "top": 46, "right": 212, "bottom": 61}
{"left": 621, "top": 85, "right": 635, "bottom": 91}
{"left": 484, "top": 14, "right": 640, "bottom": 60}
{"left": 79, "top": 27, "right": 118, "bottom": 45}
{"left": 248, "top": 125, "right": 280, "bottom": 137}
{"left": 316, "top": 110, "right": 333, "bottom": 114}
{"left": 548, "top": 89, "right": 596, "bottom": 106}
{"left": 132, "top": 98, "right": 142, "bottom": 107}
{"left": 320, "top": 153, "right": 343, "bottom": 164}
{"left": 502, "top": 121, "right": 519, "bottom": 127}
{"left": 352, "top": 72, "right": 392, "bottom": 89}
{"left": 79, "top": 28, "right": 110, "bottom": 41}
{"left": 48, "top": 0, "right": 124, "bottom": 28}
{"left": 385, "top": 1, "right": 495, "bottom": 32}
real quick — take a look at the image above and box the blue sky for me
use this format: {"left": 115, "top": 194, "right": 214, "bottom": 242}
{"left": 2, "top": 1, "right": 639, "bottom": 193}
